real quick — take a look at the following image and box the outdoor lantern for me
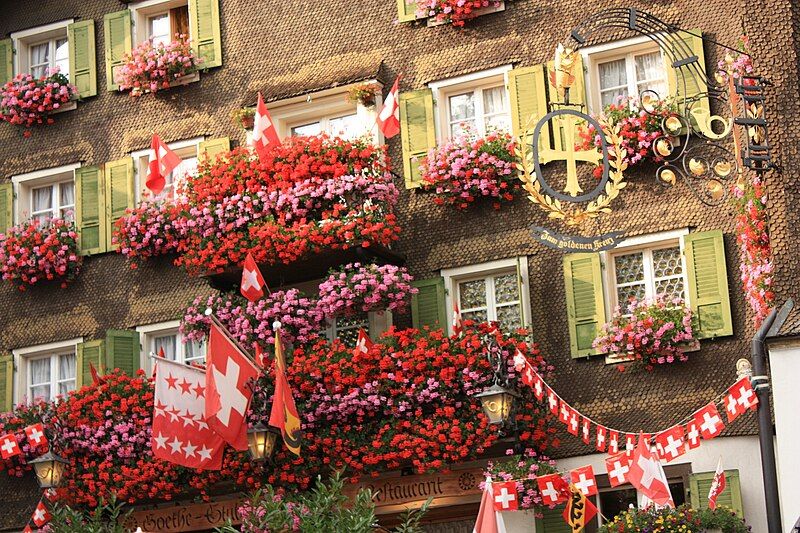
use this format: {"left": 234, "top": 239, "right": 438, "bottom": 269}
{"left": 29, "top": 451, "right": 68, "bottom": 489}
{"left": 475, "top": 384, "right": 520, "bottom": 425}
{"left": 247, "top": 423, "right": 279, "bottom": 461}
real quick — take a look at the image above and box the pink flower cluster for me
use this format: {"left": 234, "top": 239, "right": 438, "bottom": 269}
{"left": 593, "top": 297, "right": 695, "bottom": 371}
{"left": 717, "top": 36, "right": 755, "bottom": 82}
{"left": 483, "top": 450, "right": 558, "bottom": 511}
{"left": 416, "top": 0, "right": 504, "bottom": 26}
{"left": 0, "top": 217, "right": 81, "bottom": 289}
{"left": 115, "top": 35, "right": 199, "bottom": 96}
{"left": 316, "top": 262, "right": 417, "bottom": 317}
{"left": 0, "top": 69, "right": 77, "bottom": 133}
{"left": 421, "top": 131, "right": 519, "bottom": 210}
{"left": 112, "top": 199, "right": 186, "bottom": 267}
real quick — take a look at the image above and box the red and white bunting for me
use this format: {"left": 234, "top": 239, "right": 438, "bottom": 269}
{"left": 24, "top": 423, "right": 47, "bottom": 448}
{"left": 607, "top": 431, "right": 619, "bottom": 454}
{"left": 32, "top": 501, "right": 51, "bottom": 527}
{"left": 567, "top": 408, "right": 580, "bottom": 436}
{"left": 595, "top": 425, "right": 607, "bottom": 452}
{"left": 685, "top": 420, "right": 701, "bottom": 449}
{"left": 724, "top": 377, "right": 758, "bottom": 422}
{"left": 536, "top": 473, "right": 569, "bottom": 505}
{"left": 581, "top": 417, "right": 591, "bottom": 445}
{"left": 655, "top": 426, "right": 686, "bottom": 462}
{"left": 546, "top": 387, "right": 559, "bottom": 416}
{"left": 605, "top": 452, "right": 631, "bottom": 487}
{"left": 0, "top": 434, "right": 20, "bottom": 459}
{"left": 492, "top": 481, "right": 519, "bottom": 511}
{"left": 694, "top": 403, "right": 725, "bottom": 440}
{"left": 570, "top": 465, "right": 598, "bottom": 497}
{"left": 628, "top": 435, "right": 674, "bottom": 508}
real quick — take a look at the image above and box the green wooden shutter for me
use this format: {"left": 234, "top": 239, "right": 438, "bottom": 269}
{"left": 411, "top": 277, "right": 446, "bottom": 330}
{"left": 75, "top": 165, "right": 107, "bottom": 255}
{"left": 0, "top": 39, "right": 12, "bottom": 85}
{"left": 106, "top": 330, "right": 140, "bottom": 376}
{"left": 689, "top": 469, "right": 743, "bottom": 516}
{"left": 666, "top": 29, "right": 710, "bottom": 124}
{"left": 683, "top": 230, "right": 733, "bottom": 338}
{"left": 399, "top": 89, "right": 436, "bottom": 189}
{"left": 198, "top": 137, "right": 230, "bottom": 161}
{"left": 563, "top": 253, "right": 606, "bottom": 358}
{"left": 76, "top": 340, "right": 105, "bottom": 388}
{"left": 536, "top": 505, "right": 572, "bottom": 533}
{"left": 103, "top": 10, "right": 132, "bottom": 91}
{"left": 0, "top": 182, "right": 13, "bottom": 234}
{"left": 189, "top": 0, "right": 222, "bottom": 68}
{"left": 104, "top": 157, "right": 134, "bottom": 250}
{"left": 396, "top": 0, "right": 418, "bottom": 22}
{"left": 0, "top": 354, "right": 13, "bottom": 412}
{"left": 508, "top": 65, "right": 550, "bottom": 156}
{"left": 68, "top": 20, "right": 97, "bottom": 98}
{"left": 546, "top": 55, "right": 587, "bottom": 153}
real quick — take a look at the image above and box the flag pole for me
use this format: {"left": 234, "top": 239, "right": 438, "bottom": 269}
{"left": 204, "top": 309, "right": 260, "bottom": 367}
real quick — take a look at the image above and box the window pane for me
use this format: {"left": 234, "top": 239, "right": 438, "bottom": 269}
{"left": 462, "top": 310, "right": 488, "bottom": 323}
{"left": 614, "top": 253, "right": 644, "bottom": 285}
{"left": 598, "top": 58, "right": 627, "bottom": 90}
{"left": 30, "top": 42, "right": 49, "bottom": 78}
{"left": 459, "top": 279, "right": 487, "bottom": 310}
{"left": 327, "top": 113, "right": 361, "bottom": 140}
{"left": 59, "top": 353, "right": 76, "bottom": 381}
{"left": 55, "top": 38, "right": 69, "bottom": 78}
{"left": 334, "top": 314, "right": 368, "bottom": 347}
{"left": 31, "top": 385, "right": 51, "bottom": 401}
{"left": 493, "top": 274, "right": 519, "bottom": 304}
{"left": 496, "top": 305, "right": 521, "bottom": 332}
{"left": 154, "top": 334, "right": 177, "bottom": 360}
{"left": 634, "top": 52, "right": 663, "bottom": 82}
{"left": 148, "top": 14, "right": 170, "bottom": 45}
{"left": 483, "top": 86, "right": 507, "bottom": 115}
{"left": 185, "top": 339, "right": 206, "bottom": 364}
{"left": 59, "top": 181, "right": 75, "bottom": 213}
{"left": 30, "top": 358, "right": 50, "bottom": 385}
{"left": 655, "top": 277, "right": 685, "bottom": 302}
{"left": 291, "top": 122, "right": 322, "bottom": 137}
{"left": 652, "top": 247, "right": 682, "bottom": 278}
{"left": 448, "top": 93, "right": 475, "bottom": 123}
{"left": 617, "top": 283, "right": 646, "bottom": 306}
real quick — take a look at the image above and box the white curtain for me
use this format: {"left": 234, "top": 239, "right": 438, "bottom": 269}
{"left": 32, "top": 186, "right": 53, "bottom": 223}
{"left": 60, "top": 182, "right": 75, "bottom": 220}
{"left": 599, "top": 58, "right": 628, "bottom": 107}
{"left": 29, "top": 42, "right": 49, "bottom": 78}
{"left": 449, "top": 92, "right": 476, "bottom": 137}
{"left": 29, "top": 358, "right": 51, "bottom": 401}
{"left": 483, "top": 86, "right": 510, "bottom": 133}
{"left": 635, "top": 51, "right": 667, "bottom": 98}
{"left": 154, "top": 335, "right": 177, "bottom": 361}
{"left": 184, "top": 340, "right": 206, "bottom": 364}
{"left": 55, "top": 38, "right": 69, "bottom": 78}
{"left": 58, "top": 354, "right": 76, "bottom": 396}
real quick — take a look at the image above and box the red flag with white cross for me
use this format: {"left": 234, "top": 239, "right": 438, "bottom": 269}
{"left": 724, "top": 377, "right": 758, "bottom": 422}
{"left": 152, "top": 359, "right": 225, "bottom": 469}
{"left": 536, "top": 473, "right": 570, "bottom": 505}
{"left": 607, "top": 430, "right": 619, "bottom": 454}
{"left": 240, "top": 252, "right": 266, "bottom": 302}
{"left": 628, "top": 434, "right": 674, "bottom": 507}
{"left": 376, "top": 77, "right": 401, "bottom": 139}
{"left": 546, "top": 387, "right": 559, "bottom": 416}
{"left": 146, "top": 133, "right": 181, "bottom": 196}
{"left": 32, "top": 501, "right": 51, "bottom": 527}
{"left": 567, "top": 409, "right": 580, "bottom": 437}
{"left": 24, "top": 424, "right": 47, "bottom": 449}
{"left": 0, "top": 434, "right": 20, "bottom": 459}
{"left": 655, "top": 425, "right": 686, "bottom": 462}
{"left": 595, "top": 425, "right": 607, "bottom": 452}
{"left": 570, "top": 465, "right": 598, "bottom": 497}
{"left": 694, "top": 402, "right": 725, "bottom": 440}
{"left": 252, "top": 92, "right": 280, "bottom": 160}
{"left": 605, "top": 451, "right": 632, "bottom": 487}
{"left": 492, "top": 481, "right": 519, "bottom": 511}
{"left": 685, "top": 420, "right": 701, "bottom": 449}
{"left": 205, "top": 323, "right": 261, "bottom": 451}
{"left": 559, "top": 399, "right": 571, "bottom": 425}
{"left": 354, "top": 328, "right": 374, "bottom": 358}
{"left": 452, "top": 300, "right": 463, "bottom": 337}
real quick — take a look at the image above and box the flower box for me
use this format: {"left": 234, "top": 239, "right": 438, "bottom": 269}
{"left": 0, "top": 70, "right": 79, "bottom": 134}
{"left": 423, "top": 0, "right": 506, "bottom": 27}
{"left": 115, "top": 36, "right": 200, "bottom": 97}
{"left": 605, "top": 338, "right": 700, "bottom": 365}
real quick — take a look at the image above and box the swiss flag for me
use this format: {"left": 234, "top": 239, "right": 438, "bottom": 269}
{"left": 513, "top": 350, "right": 527, "bottom": 372}
{"left": 724, "top": 377, "right": 758, "bottom": 422}
{"left": 546, "top": 388, "right": 559, "bottom": 416}
{"left": 708, "top": 457, "right": 727, "bottom": 510}
{"left": 685, "top": 420, "right": 701, "bottom": 449}
{"left": 520, "top": 362, "right": 535, "bottom": 388}
{"left": 252, "top": 92, "right": 280, "bottom": 160}
{"left": 23, "top": 525, "right": 32, "bottom": 533}
{"left": 558, "top": 400, "right": 571, "bottom": 425}
{"left": 474, "top": 477, "right": 508, "bottom": 533}
{"left": 624, "top": 433, "right": 637, "bottom": 455}
{"left": 0, "top": 434, "right": 20, "bottom": 459}
{"left": 605, "top": 452, "right": 632, "bottom": 487}
{"left": 152, "top": 359, "right": 225, "bottom": 469}
{"left": 205, "top": 323, "right": 260, "bottom": 451}
{"left": 581, "top": 417, "right": 591, "bottom": 445}
{"left": 655, "top": 426, "right": 686, "bottom": 462}
{"left": 240, "top": 252, "right": 266, "bottom": 302}
{"left": 570, "top": 465, "right": 598, "bottom": 497}
{"left": 492, "top": 481, "right": 519, "bottom": 511}
{"left": 628, "top": 434, "right": 674, "bottom": 507}
{"left": 24, "top": 424, "right": 47, "bottom": 448}
{"left": 31, "top": 501, "right": 50, "bottom": 527}
{"left": 694, "top": 402, "right": 725, "bottom": 440}
{"left": 595, "top": 425, "right": 607, "bottom": 452}
{"left": 566, "top": 409, "right": 580, "bottom": 437}
{"left": 376, "top": 77, "right": 401, "bottom": 139}
{"left": 452, "top": 301, "right": 463, "bottom": 337}
{"left": 607, "top": 430, "right": 619, "bottom": 454}
{"left": 536, "top": 473, "right": 569, "bottom": 505}
{"left": 354, "top": 328, "right": 374, "bottom": 357}
{"left": 146, "top": 134, "right": 181, "bottom": 196}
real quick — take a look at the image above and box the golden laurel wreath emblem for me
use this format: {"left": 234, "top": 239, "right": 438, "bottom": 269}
{"left": 514, "top": 116, "right": 628, "bottom": 226}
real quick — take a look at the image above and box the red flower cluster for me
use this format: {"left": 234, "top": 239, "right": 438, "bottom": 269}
{"left": 0, "top": 325, "right": 558, "bottom": 507}
{"left": 416, "top": 0, "right": 505, "bottom": 27}
{"left": 0, "top": 70, "right": 77, "bottom": 132}
{"left": 0, "top": 217, "right": 81, "bottom": 289}
{"left": 112, "top": 199, "right": 185, "bottom": 267}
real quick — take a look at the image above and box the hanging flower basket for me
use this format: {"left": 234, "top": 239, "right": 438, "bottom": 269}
{"left": 346, "top": 82, "right": 381, "bottom": 107}
{"left": 0, "top": 69, "right": 78, "bottom": 135}
{"left": 316, "top": 262, "right": 418, "bottom": 318}
{"left": 112, "top": 199, "right": 186, "bottom": 268}
{"left": 115, "top": 35, "right": 200, "bottom": 96}
{"left": 421, "top": 131, "right": 519, "bottom": 210}
{"left": 0, "top": 217, "right": 82, "bottom": 290}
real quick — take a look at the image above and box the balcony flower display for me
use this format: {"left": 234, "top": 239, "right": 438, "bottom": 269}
{"left": 0, "top": 324, "right": 556, "bottom": 507}
{"left": 483, "top": 450, "right": 558, "bottom": 511}
{"left": 598, "top": 504, "right": 749, "bottom": 533}
{"left": 416, "top": 0, "right": 504, "bottom": 27}
{"left": 316, "top": 263, "right": 417, "bottom": 317}
{"left": 421, "top": 131, "right": 519, "bottom": 210}
{"left": 115, "top": 35, "right": 200, "bottom": 96}
{"left": 112, "top": 199, "right": 186, "bottom": 267}
{"left": 0, "top": 217, "right": 81, "bottom": 289}
{"left": 0, "top": 68, "right": 77, "bottom": 134}
{"left": 592, "top": 297, "right": 695, "bottom": 371}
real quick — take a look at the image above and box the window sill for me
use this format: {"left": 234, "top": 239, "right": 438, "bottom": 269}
{"left": 52, "top": 100, "right": 77, "bottom": 115}
{"left": 603, "top": 338, "right": 701, "bottom": 365}
{"left": 425, "top": 1, "right": 505, "bottom": 26}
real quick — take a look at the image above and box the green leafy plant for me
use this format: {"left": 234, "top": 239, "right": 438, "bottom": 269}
{"left": 346, "top": 82, "right": 380, "bottom": 107}
{"left": 697, "top": 505, "right": 750, "bottom": 532}
{"left": 45, "top": 496, "right": 131, "bottom": 533}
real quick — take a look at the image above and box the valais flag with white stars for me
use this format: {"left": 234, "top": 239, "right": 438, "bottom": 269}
{"left": 206, "top": 323, "right": 261, "bottom": 451}
{"left": 151, "top": 358, "right": 225, "bottom": 470}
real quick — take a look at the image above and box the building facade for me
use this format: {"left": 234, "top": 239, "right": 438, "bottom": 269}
{"left": 1, "top": 0, "right": 798, "bottom": 531}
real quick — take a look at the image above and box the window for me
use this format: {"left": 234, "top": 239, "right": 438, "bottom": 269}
{"left": 430, "top": 66, "right": 513, "bottom": 141}
{"left": 130, "top": 0, "right": 190, "bottom": 46}
{"left": 11, "top": 20, "right": 72, "bottom": 80}
{"left": 131, "top": 137, "right": 202, "bottom": 202}
{"left": 325, "top": 310, "right": 392, "bottom": 347}
{"left": 11, "top": 163, "right": 80, "bottom": 225}
{"left": 137, "top": 321, "right": 206, "bottom": 372}
{"left": 290, "top": 112, "right": 361, "bottom": 140}
{"left": 442, "top": 257, "right": 532, "bottom": 335}
{"left": 582, "top": 37, "right": 669, "bottom": 113}
{"left": 12, "top": 338, "right": 81, "bottom": 404}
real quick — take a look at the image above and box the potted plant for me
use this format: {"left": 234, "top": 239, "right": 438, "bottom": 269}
{"left": 231, "top": 107, "right": 256, "bottom": 129}
{"left": 346, "top": 82, "right": 381, "bottom": 107}
{"left": 316, "top": 262, "right": 418, "bottom": 318}
{"left": 115, "top": 34, "right": 200, "bottom": 96}
{"left": 599, "top": 505, "right": 703, "bottom": 532}
{"left": 0, "top": 68, "right": 78, "bottom": 135}
{"left": 698, "top": 505, "right": 750, "bottom": 533}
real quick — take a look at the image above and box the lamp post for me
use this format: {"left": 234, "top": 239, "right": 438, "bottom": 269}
{"left": 28, "top": 451, "right": 68, "bottom": 489}
{"left": 475, "top": 384, "right": 520, "bottom": 425}
{"left": 247, "top": 423, "right": 279, "bottom": 461}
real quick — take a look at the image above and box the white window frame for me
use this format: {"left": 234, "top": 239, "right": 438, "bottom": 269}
{"left": 429, "top": 65, "right": 513, "bottom": 143}
{"left": 11, "top": 163, "right": 81, "bottom": 225}
{"left": 136, "top": 320, "right": 206, "bottom": 373}
{"left": 580, "top": 35, "right": 670, "bottom": 115}
{"left": 129, "top": 0, "right": 189, "bottom": 45}
{"left": 441, "top": 257, "right": 532, "bottom": 336}
{"left": 258, "top": 81, "right": 384, "bottom": 147}
{"left": 131, "top": 136, "right": 204, "bottom": 203}
{"left": 10, "top": 20, "right": 73, "bottom": 79}
{"left": 12, "top": 337, "right": 82, "bottom": 405}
